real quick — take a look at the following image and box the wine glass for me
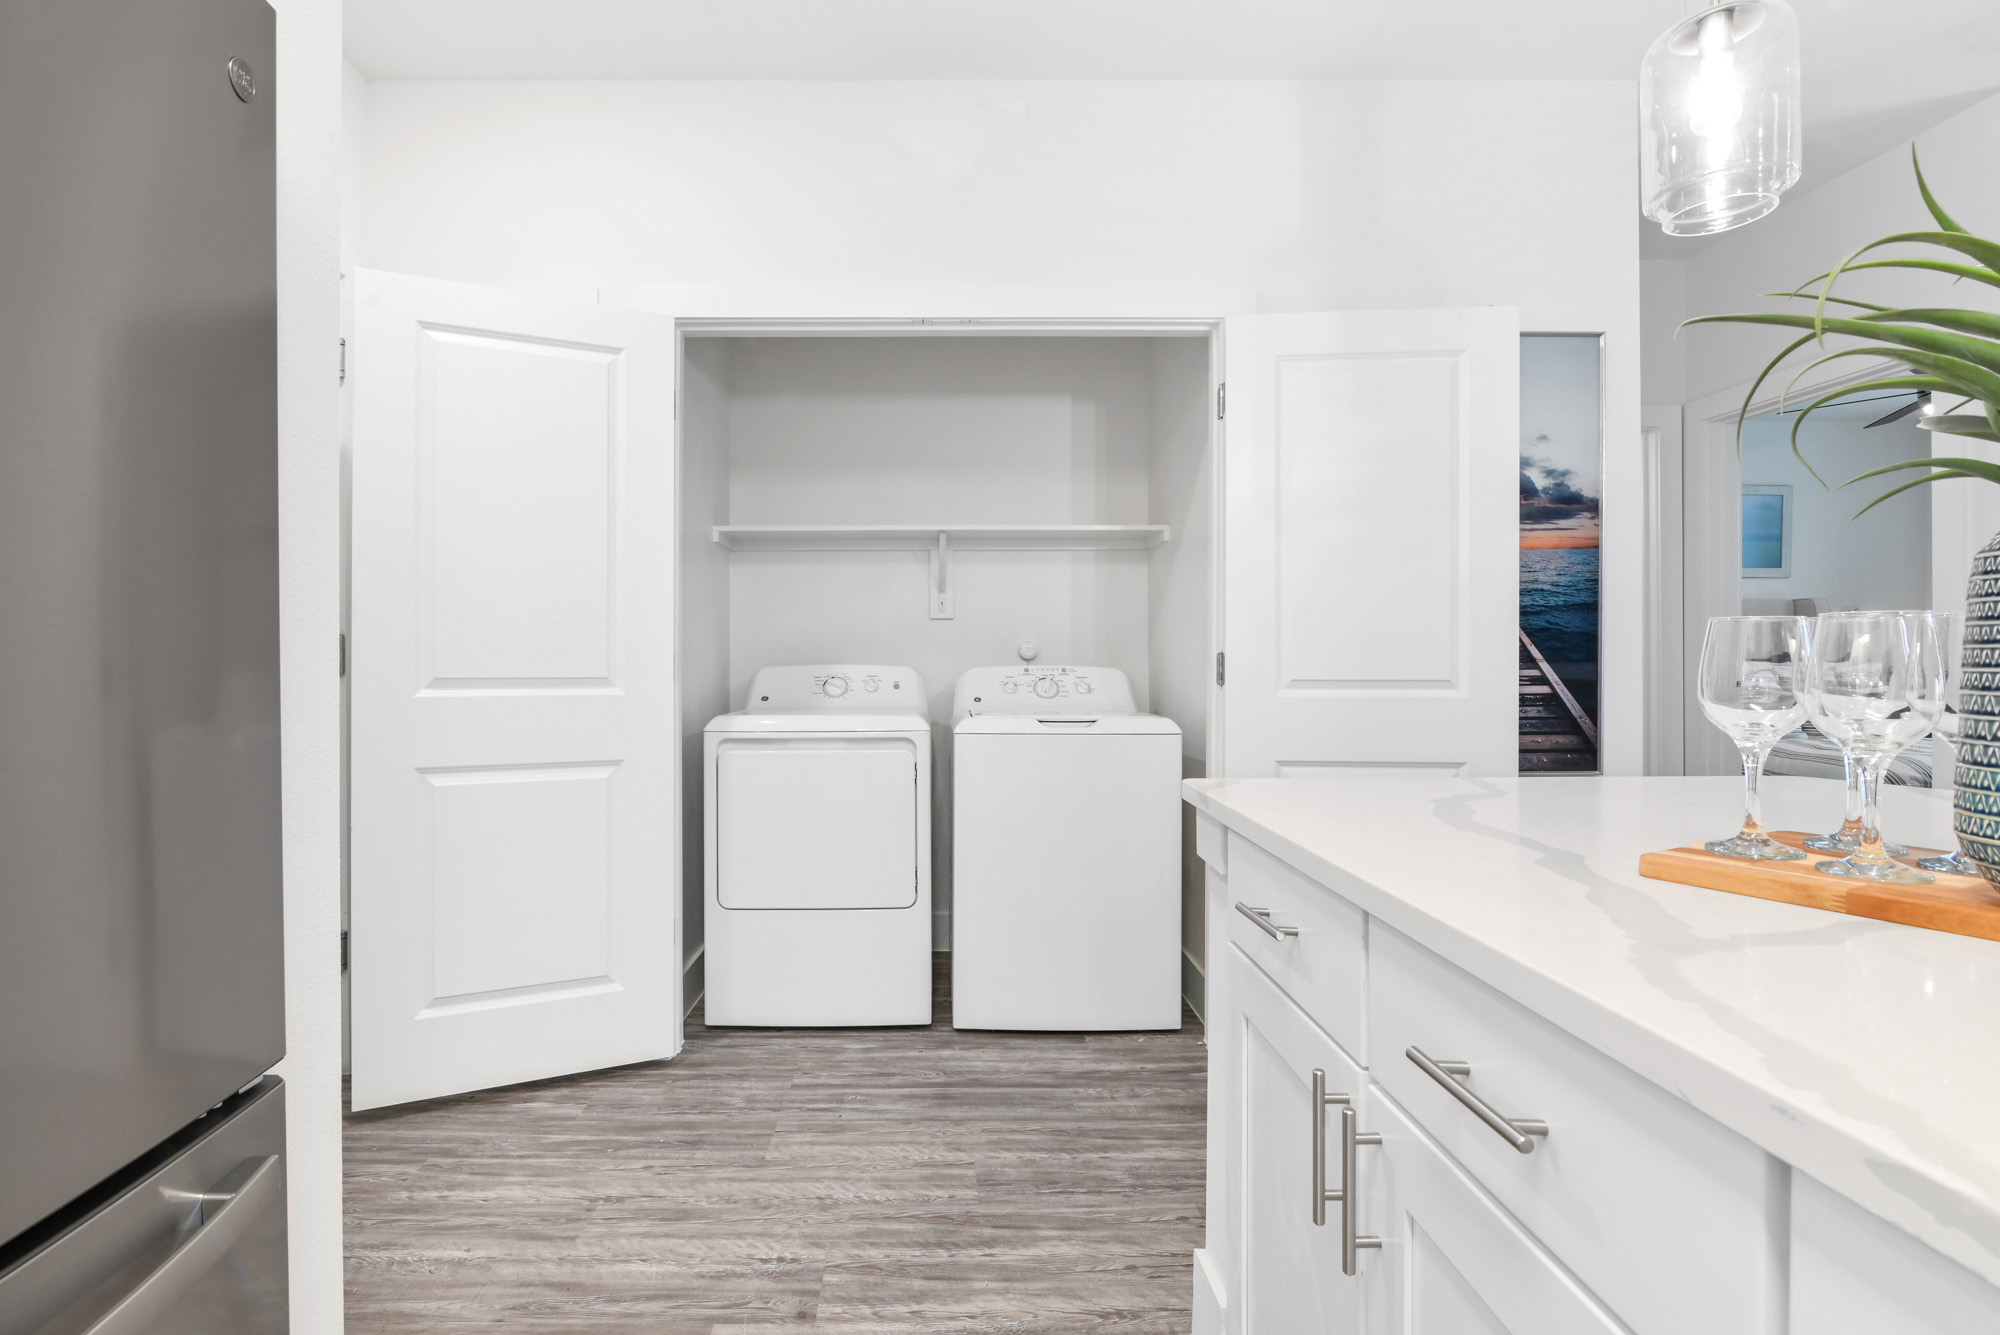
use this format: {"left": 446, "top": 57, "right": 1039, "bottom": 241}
{"left": 1800, "top": 744, "right": 1911, "bottom": 856}
{"left": 1698, "top": 615, "right": 1812, "bottom": 860}
{"left": 1913, "top": 611, "right": 1975, "bottom": 875}
{"left": 1801, "top": 609, "right": 1933, "bottom": 856}
{"left": 1806, "top": 612, "right": 1941, "bottom": 883}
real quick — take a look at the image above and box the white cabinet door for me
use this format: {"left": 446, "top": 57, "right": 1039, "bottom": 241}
{"left": 1226, "top": 943, "right": 1376, "bottom": 1334}
{"left": 350, "top": 270, "right": 680, "bottom": 1110}
{"left": 1367, "top": 1092, "right": 1625, "bottom": 1335}
{"left": 1220, "top": 309, "right": 1519, "bottom": 778}
{"left": 1791, "top": 1172, "right": 2000, "bottom": 1334}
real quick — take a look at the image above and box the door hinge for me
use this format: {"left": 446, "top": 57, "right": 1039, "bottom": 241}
{"left": 1217, "top": 382, "right": 1226, "bottom": 420}
{"left": 1216, "top": 651, "right": 1226, "bottom": 687}
{"left": 339, "top": 633, "right": 347, "bottom": 677}
{"left": 338, "top": 337, "right": 347, "bottom": 385}
{"left": 340, "top": 929, "right": 349, "bottom": 973}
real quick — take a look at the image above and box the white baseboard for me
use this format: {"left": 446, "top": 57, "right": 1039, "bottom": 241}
{"left": 1193, "top": 1247, "right": 1226, "bottom": 1334}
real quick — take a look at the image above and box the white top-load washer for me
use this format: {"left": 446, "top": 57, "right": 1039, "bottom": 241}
{"left": 950, "top": 665, "right": 1181, "bottom": 1031}
{"left": 704, "top": 665, "right": 932, "bottom": 1026}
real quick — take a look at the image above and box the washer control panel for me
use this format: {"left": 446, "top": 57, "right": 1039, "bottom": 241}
{"left": 953, "top": 665, "right": 1136, "bottom": 719}
{"left": 743, "top": 664, "right": 926, "bottom": 712}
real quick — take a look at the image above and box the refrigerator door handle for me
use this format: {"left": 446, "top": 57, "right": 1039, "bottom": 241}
{"left": 81, "top": 1156, "right": 281, "bottom": 1335}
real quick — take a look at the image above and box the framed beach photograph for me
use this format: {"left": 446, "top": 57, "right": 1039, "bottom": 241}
{"left": 1743, "top": 484, "right": 1792, "bottom": 579}
{"left": 1519, "top": 334, "right": 1603, "bottom": 775}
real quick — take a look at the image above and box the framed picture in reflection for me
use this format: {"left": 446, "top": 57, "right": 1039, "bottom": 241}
{"left": 1743, "top": 484, "right": 1792, "bottom": 579}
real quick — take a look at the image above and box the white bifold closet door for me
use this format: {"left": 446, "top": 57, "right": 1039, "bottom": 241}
{"left": 349, "top": 271, "right": 679, "bottom": 1110}
{"left": 1220, "top": 308, "right": 1521, "bottom": 779}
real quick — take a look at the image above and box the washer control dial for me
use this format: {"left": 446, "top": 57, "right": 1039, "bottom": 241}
{"left": 1033, "top": 676, "right": 1061, "bottom": 700}
{"left": 1075, "top": 678, "right": 1093, "bottom": 695}
{"left": 822, "top": 674, "right": 850, "bottom": 699}
{"left": 1001, "top": 679, "right": 1018, "bottom": 694}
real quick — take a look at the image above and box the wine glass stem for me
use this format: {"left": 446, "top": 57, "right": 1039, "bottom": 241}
{"left": 1855, "top": 753, "right": 1893, "bottom": 863}
{"left": 1838, "top": 749, "right": 1865, "bottom": 838}
{"left": 1737, "top": 740, "right": 1773, "bottom": 840}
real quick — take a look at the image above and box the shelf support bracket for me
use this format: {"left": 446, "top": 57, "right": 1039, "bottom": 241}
{"left": 929, "top": 531, "right": 954, "bottom": 619}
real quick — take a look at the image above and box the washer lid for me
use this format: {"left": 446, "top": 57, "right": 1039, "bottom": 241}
{"left": 707, "top": 711, "right": 931, "bottom": 735}
{"left": 954, "top": 714, "right": 1180, "bottom": 736}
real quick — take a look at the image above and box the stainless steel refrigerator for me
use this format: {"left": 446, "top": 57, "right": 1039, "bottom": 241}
{"left": 0, "top": 0, "right": 286, "bottom": 1330}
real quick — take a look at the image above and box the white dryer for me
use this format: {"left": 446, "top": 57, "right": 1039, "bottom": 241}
{"left": 950, "top": 665, "right": 1181, "bottom": 1031}
{"left": 704, "top": 665, "right": 932, "bottom": 1026}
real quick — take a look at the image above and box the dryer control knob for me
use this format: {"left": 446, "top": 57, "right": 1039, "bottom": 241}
{"left": 1033, "top": 676, "right": 1061, "bottom": 699}
{"left": 823, "top": 675, "right": 850, "bottom": 698}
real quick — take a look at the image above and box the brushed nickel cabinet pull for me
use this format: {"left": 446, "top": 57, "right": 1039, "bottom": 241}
{"left": 1235, "top": 902, "right": 1299, "bottom": 940}
{"left": 1341, "top": 1105, "right": 1383, "bottom": 1275}
{"left": 1408, "top": 1045, "right": 1549, "bottom": 1154}
{"left": 1310, "top": 1067, "right": 1348, "bottom": 1226}
{"left": 1310, "top": 1069, "right": 1380, "bottom": 1274}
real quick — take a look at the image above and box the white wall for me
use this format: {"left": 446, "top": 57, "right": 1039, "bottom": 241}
{"left": 347, "top": 80, "right": 1633, "bottom": 317}
{"left": 720, "top": 337, "right": 1161, "bottom": 708}
{"left": 277, "top": 3, "right": 344, "bottom": 1333}
{"left": 1641, "top": 258, "right": 1688, "bottom": 406}
{"left": 1680, "top": 91, "right": 2000, "bottom": 407}
{"left": 343, "top": 75, "right": 1645, "bottom": 772}
{"left": 1740, "top": 413, "right": 1931, "bottom": 612}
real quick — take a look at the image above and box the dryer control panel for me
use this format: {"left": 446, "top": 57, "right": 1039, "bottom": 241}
{"left": 744, "top": 664, "right": 927, "bottom": 711}
{"left": 952, "top": 665, "right": 1137, "bottom": 720}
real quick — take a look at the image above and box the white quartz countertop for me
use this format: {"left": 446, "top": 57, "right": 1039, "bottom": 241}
{"left": 1185, "top": 774, "right": 2000, "bottom": 1288}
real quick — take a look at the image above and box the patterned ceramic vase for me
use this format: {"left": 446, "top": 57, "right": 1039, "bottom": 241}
{"left": 1955, "top": 530, "right": 2000, "bottom": 885}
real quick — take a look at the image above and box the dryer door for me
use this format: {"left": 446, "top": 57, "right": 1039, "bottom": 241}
{"left": 716, "top": 739, "right": 920, "bottom": 909}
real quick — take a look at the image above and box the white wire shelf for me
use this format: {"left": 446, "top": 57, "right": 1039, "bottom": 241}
{"left": 711, "top": 524, "right": 1171, "bottom": 551}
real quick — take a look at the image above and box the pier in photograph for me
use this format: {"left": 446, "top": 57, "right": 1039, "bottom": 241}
{"left": 1519, "top": 629, "right": 1598, "bottom": 773}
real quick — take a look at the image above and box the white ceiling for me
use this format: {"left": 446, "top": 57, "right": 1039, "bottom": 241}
{"left": 345, "top": 0, "right": 2000, "bottom": 249}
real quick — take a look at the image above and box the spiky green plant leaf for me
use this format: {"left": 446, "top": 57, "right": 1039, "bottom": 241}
{"left": 1687, "top": 149, "right": 2000, "bottom": 511}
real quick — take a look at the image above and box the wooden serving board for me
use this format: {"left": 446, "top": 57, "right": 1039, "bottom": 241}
{"left": 1639, "top": 830, "right": 2000, "bottom": 943}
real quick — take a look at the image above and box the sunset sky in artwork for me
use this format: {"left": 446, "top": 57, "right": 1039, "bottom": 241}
{"left": 1520, "top": 335, "right": 1601, "bottom": 550}
{"left": 1520, "top": 521, "right": 1600, "bottom": 549}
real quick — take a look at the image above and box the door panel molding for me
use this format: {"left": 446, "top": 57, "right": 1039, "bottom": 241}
{"left": 1224, "top": 308, "right": 1520, "bottom": 777}
{"left": 350, "top": 270, "right": 679, "bottom": 1110}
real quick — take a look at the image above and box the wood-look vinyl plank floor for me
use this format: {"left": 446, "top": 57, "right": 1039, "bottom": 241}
{"left": 345, "top": 955, "right": 1205, "bottom": 1332}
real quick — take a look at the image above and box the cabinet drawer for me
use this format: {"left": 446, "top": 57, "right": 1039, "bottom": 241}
{"left": 1368, "top": 924, "right": 1776, "bottom": 1335}
{"left": 1225, "top": 838, "right": 1366, "bottom": 1063}
{"left": 1363, "top": 1091, "right": 1624, "bottom": 1335}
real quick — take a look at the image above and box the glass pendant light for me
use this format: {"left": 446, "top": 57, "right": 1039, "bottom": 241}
{"left": 1641, "top": 1, "right": 1802, "bottom": 236}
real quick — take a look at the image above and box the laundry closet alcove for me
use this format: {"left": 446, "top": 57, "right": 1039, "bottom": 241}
{"left": 346, "top": 272, "right": 1519, "bottom": 1110}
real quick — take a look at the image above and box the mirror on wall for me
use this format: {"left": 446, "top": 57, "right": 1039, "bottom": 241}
{"left": 1519, "top": 334, "right": 1603, "bottom": 775}
{"left": 1740, "top": 389, "right": 1938, "bottom": 787}
{"left": 1738, "top": 392, "right": 1931, "bottom": 616}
